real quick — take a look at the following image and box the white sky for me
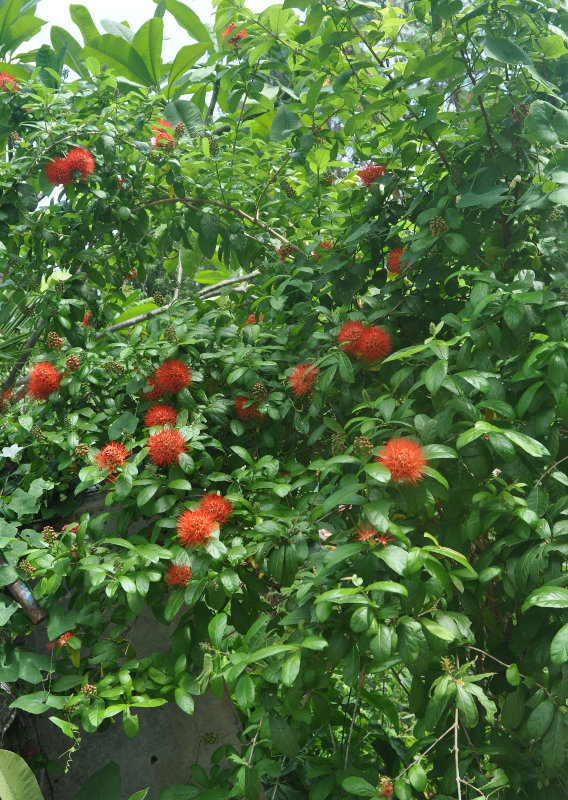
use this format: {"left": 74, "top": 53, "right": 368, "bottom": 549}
{"left": 33, "top": 0, "right": 270, "bottom": 59}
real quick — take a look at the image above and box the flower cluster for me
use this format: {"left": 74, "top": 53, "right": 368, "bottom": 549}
{"left": 46, "top": 631, "right": 75, "bottom": 650}
{"left": 337, "top": 321, "right": 392, "bottom": 363}
{"left": 0, "top": 72, "right": 18, "bottom": 92}
{"left": 28, "top": 362, "right": 60, "bottom": 400}
{"left": 82, "top": 312, "right": 91, "bottom": 327}
{"left": 45, "top": 147, "right": 96, "bottom": 185}
{"left": 95, "top": 442, "right": 130, "bottom": 482}
{"left": 66, "top": 354, "right": 80, "bottom": 371}
{"left": 387, "top": 247, "right": 408, "bottom": 274}
{"left": 277, "top": 244, "right": 294, "bottom": 261}
{"left": 81, "top": 684, "right": 97, "bottom": 697}
{"left": 144, "top": 404, "right": 178, "bottom": 428}
{"left": 313, "top": 240, "right": 333, "bottom": 260}
{"left": 355, "top": 523, "right": 394, "bottom": 546}
{"left": 148, "top": 428, "right": 186, "bottom": 467}
{"left": 164, "top": 562, "right": 192, "bottom": 586}
{"left": 151, "top": 119, "right": 176, "bottom": 151}
{"left": 222, "top": 22, "right": 247, "bottom": 45}
{"left": 289, "top": 362, "right": 318, "bottom": 397}
{"left": 145, "top": 359, "right": 192, "bottom": 399}
{"left": 377, "top": 437, "right": 427, "bottom": 485}
{"left": 235, "top": 395, "right": 263, "bottom": 420}
{"left": 177, "top": 493, "right": 233, "bottom": 549}
{"left": 357, "top": 162, "right": 385, "bottom": 188}
{"left": 42, "top": 526, "right": 57, "bottom": 546}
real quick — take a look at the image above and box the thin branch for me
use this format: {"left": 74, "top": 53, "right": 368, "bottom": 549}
{"left": 1, "top": 320, "right": 47, "bottom": 392}
{"left": 395, "top": 724, "right": 454, "bottom": 781}
{"left": 454, "top": 708, "right": 462, "bottom": 800}
{"left": 345, "top": 13, "right": 385, "bottom": 67}
{"left": 197, "top": 270, "right": 261, "bottom": 295}
{"left": 460, "top": 50, "right": 497, "bottom": 164}
{"left": 205, "top": 77, "right": 221, "bottom": 124}
{"left": 406, "top": 109, "right": 452, "bottom": 171}
{"left": 255, "top": 156, "right": 291, "bottom": 221}
{"left": 343, "top": 654, "right": 368, "bottom": 769}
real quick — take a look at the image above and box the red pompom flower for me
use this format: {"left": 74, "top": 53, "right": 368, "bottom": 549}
{"left": 235, "top": 396, "right": 263, "bottom": 420}
{"left": 151, "top": 120, "right": 175, "bottom": 150}
{"left": 165, "top": 562, "right": 192, "bottom": 586}
{"left": 28, "top": 362, "right": 60, "bottom": 400}
{"left": 95, "top": 442, "right": 129, "bottom": 481}
{"left": 337, "top": 320, "right": 365, "bottom": 356}
{"left": 144, "top": 404, "right": 178, "bottom": 428}
{"left": 177, "top": 508, "right": 216, "bottom": 549}
{"left": 289, "top": 363, "right": 318, "bottom": 397}
{"left": 45, "top": 157, "right": 72, "bottom": 186}
{"left": 82, "top": 312, "right": 91, "bottom": 327}
{"left": 357, "top": 162, "right": 385, "bottom": 188}
{"left": 0, "top": 73, "right": 18, "bottom": 92}
{"left": 66, "top": 147, "right": 95, "bottom": 181}
{"left": 377, "top": 438, "right": 427, "bottom": 485}
{"left": 356, "top": 325, "right": 392, "bottom": 363}
{"left": 148, "top": 428, "right": 185, "bottom": 467}
{"left": 154, "top": 359, "right": 192, "bottom": 393}
{"left": 199, "top": 493, "right": 233, "bottom": 526}
{"left": 246, "top": 313, "right": 257, "bottom": 324}
{"left": 387, "top": 248, "right": 408, "bottom": 274}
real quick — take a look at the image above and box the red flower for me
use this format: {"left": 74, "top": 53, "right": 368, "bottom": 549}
{"left": 228, "top": 30, "right": 247, "bottom": 45}
{"left": 378, "top": 778, "right": 394, "bottom": 798}
{"left": 235, "top": 395, "right": 263, "bottom": 420}
{"left": 144, "top": 404, "right": 178, "bottom": 428}
{"left": 165, "top": 562, "right": 192, "bottom": 586}
{"left": 177, "top": 508, "right": 216, "bottom": 548}
{"left": 356, "top": 325, "right": 392, "bottom": 363}
{"left": 151, "top": 121, "right": 176, "bottom": 150}
{"left": 313, "top": 240, "right": 333, "bottom": 260}
{"left": 148, "top": 428, "right": 186, "bottom": 467}
{"left": 357, "top": 162, "right": 385, "bottom": 188}
{"left": 355, "top": 523, "right": 393, "bottom": 545}
{"left": 387, "top": 248, "right": 408, "bottom": 274}
{"left": 199, "top": 493, "right": 233, "bottom": 526}
{"left": 337, "top": 320, "right": 365, "bottom": 356}
{"left": 289, "top": 362, "right": 318, "bottom": 397}
{"left": 277, "top": 244, "right": 294, "bottom": 261}
{"left": 246, "top": 313, "right": 257, "bottom": 324}
{"left": 28, "top": 362, "right": 60, "bottom": 400}
{"left": 0, "top": 388, "right": 13, "bottom": 410}
{"left": 222, "top": 22, "right": 237, "bottom": 37}
{"left": 61, "top": 523, "right": 79, "bottom": 536}
{"left": 95, "top": 442, "right": 129, "bottom": 481}
{"left": 45, "top": 157, "right": 72, "bottom": 186}
{"left": 0, "top": 73, "right": 18, "bottom": 92}
{"left": 152, "top": 119, "right": 173, "bottom": 131}
{"left": 154, "top": 359, "right": 192, "bottom": 393}
{"left": 377, "top": 437, "right": 427, "bottom": 485}
{"left": 82, "top": 312, "right": 91, "bottom": 327}
{"left": 46, "top": 631, "right": 75, "bottom": 650}
{"left": 66, "top": 147, "right": 95, "bottom": 181}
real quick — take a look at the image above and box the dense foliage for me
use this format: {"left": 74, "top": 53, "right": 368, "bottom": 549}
{"left": 2, "top": 0, "right": 568, "bottom": 797}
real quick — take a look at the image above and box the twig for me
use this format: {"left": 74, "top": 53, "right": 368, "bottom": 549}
{"left": 255, "top": 156, "right": 291, "bottom": 221}
{"left": 460, "top": 50, "right": 497, "bottom": 164}
{"left": 205, "top": 77, "right": 221, "bottom": 123}
{"left": 1, "top": 320, "right": 47, "bottom": 392}
{"left": 454, "top": 707, "right": 462, "bottom": 800}
{"left": 534, "top": 454, "right": 568, "bottom": 488}
{"left": 343, "top": 654, "right": 368, "bottom": 769}
{"left": 406, "top": 109, "right": 452, "bottom": 171}
{"left": 197, "top": 270, "right": 261, "bottom": 295}
{"left": 394, "top": 724, "right": 454, "bottom": 781}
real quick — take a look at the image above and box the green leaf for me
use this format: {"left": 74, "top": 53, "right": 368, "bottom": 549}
{"left": 364, "top": 463, "right": 391, "bottom": 484}
{"left": 337, "top": 350, "right": 354, "bottom": 383}
{"left": 551, "top": 622, "right": 568, "bottom": 664}
{"left": 270, "top": 104, "right": 303, "bottom": 142}
{"left": 136, "top": 483, "right": 159, "bottom": 507}
{"left": 51, "top": 25, "right": 89, "bottom": 77}
{"left": 0, "top": 748, "right": 44, "bottom": 800}
{"left": 542, "top": 712, "right": 566, "bottom": 770}
{"left": 82, "top": 35, "right": 153, "bottom": 85}
{"left": 72, "top": 761, "right": 122, "bottom": 800}
{"left": 174, "top": 687, "right": 194, "bottom": 715}
{"left": 408, "top": 764, "right": 427, "bottom": 793}
{"left": 421, "top": 618, "right": 455, "bottom": 641}
{"left": 483, "top": 37, "right": 532, "bottom": 65}
{"left": 523, "top": 586, "right": 568, "bottom": 613}
{"left": 126, "top": 791, "right": 149, "bottom": 800}
{"left": 281, "top": 651, "right": 301, "bottom": 685}
{"left": 198, "top": 212, "right": 220, "bottom": 258}
{"left": 155, "top": 0, "right": 213, "bottom": 49}
{"left": 235, "top": 674, "right": 255, "bottom": 708}
{"left": 164, "top": 99, "right": 203, "bottom": 132}
{"left": 502, "top": 430, "right": 549, "bottom": 457}
{"left": 423, "top": 360, "right": 447, "bottom": 395}
{"left": 341, "top": 777, "right": 379, "bottom": 797}
{"left": 445, "top": 233, "right": 468, "bottom": 255}
{"left": 70, "top": 4, "right": 99, "bottom": 43}
{"left": 269, "top": 716, "right": 300, "bottom": 758}
{"left": 367, "top": 580, "right": 408, "bottom": 597}
{"left": 168, "top": 43, "right": 207, "bottom": 91}
{"left": 422, "top": 444, "right": 457, "bottom": 460}
{"left": 505, "top": 663, "right": 521, "bottom": 686}
{"left": 208, "top": 613, "right": 227, "bottom": 648}
{"left": 131, "top": 18, "right": 163, "bottom": 87}
{"left": 527, "top": 699, "right": 555, "bottom": 739}
{"left": 108, "top": 411, "right": 138, "bottom": 440}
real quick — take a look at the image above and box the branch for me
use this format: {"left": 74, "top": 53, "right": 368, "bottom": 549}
{"left": 255, "top": 156, "right": 291, "bottom": 221}
{"left": 407, "top": 108, "right": 452, "bottom": 172}
{"left": 394, "top": 724, "right": 454, "bottom": 781}
{"left": 197, "top": 270, "right": 261, "bottom": 296}
{"left": 454, "top": 708, "right": 462, "bottom": 800}
{"left": 343, "top": 654, "right": 368, "bottom": 769}
{"left": 460, "top": 51, "right": 497, "bottom": 164}
{"left": 205, "top": 77, "right": 221, "bottom": 124}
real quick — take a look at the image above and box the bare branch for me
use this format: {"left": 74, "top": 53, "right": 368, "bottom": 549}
{"left": 197, "top": 270, "right": 261, "bottom": 296}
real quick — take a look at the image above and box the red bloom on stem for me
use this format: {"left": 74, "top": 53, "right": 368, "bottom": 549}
{"left": 28, "top": 362, "right": 60, "bottom": 400}
{"left": 177, "top": 508, "right": 216, "bottom": 548}
{"left": 142, "top": 377, "right": 164, "bottom": 401}
{"left": 95, "top": 442, "right": 129, "bottom": 481}
{"left": 356, "top": 325, "right": 392, "bottom": 363}
{"left": 355, "top": 523, "right": 394, "bottom": 545}
{"left": 148, "top": 428, "right": 185, "bottom": 467}
{"left": 235, "top": 395, "right": 263, "bottom": 420}
{"left": 337, "top": 320, "right": 365, "bottom": 356}
{"left": 154, "top": 359, "right": 192, "bottom": 393}
{"left": 165, "top": 562, "right": 192, "bottom": 586}
{"left": 82, "top": 312, "right": 91, "bottom": 327}
{"left": 45, "top": 157, "right": 72, "bottom": 186}
{"left": 144, "top": 404, "right": 178, "bottom": 428}
{"left": 0, "top": 73, "right": 18, "bottom": 92}
{"left": 222, "top": 22, "right": 237, "bottom": 38}
{"left": 246, "top": 313, "right": 257, "bottom": 324}
{"left": 66, "top": 147, "right": 95, "bottom": 181}
{"left": 228, "top": 30, "right": 247, "bottom": 45}
{"left": 387, "top": 248, "right": 408, "bottom": 274}
{"left": 378, "top": 778, "right": 393, "bottom": 798}
{"left": 313, "top": 240, "right": 333, "bottom": 260}
{"left": 0, "top": 388, "right": 13, "bottom": 410}
{"left": 357, "top": 162, "right": 385, "bottom": 188}
{"left": 199, "top": 493, "right": 233, "bottom": 526}
{"left": 289, "top": 363, "right": 318, "bottom": 397}
{"left": 151, "top": 121, "right": 175, "bottom": 150}
{"left": 277, "top": 244, "right": 294, "bottom": 261}
{"left": 377, "top": 437, "right": 427, "bottom": 485}
{"left": 46, "top": 631, "right": 75, "bottom": 650}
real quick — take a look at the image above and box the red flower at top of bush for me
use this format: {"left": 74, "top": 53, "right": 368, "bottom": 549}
{"left": 377, "top": 437, "right": 427, "bottom": 485}
{"left": 95, "top": 442, "right": 129, "bottom": 481}
{"left": 66, "top": 147, "right": 96, "bottom": 181}
{"left": 82, "top": 312, "right": 91, "bottom": 327}
{"left": 144, "top": 403, "right": 178, "bottom": 428}
{"left": 148, "top": 428, "right": 186, "bottom": 467}
{"left": 289, "top": 363, "right": 318, "bottom": 397}
{"left": 235, "top": 395, "right": 263, "bottom": 420}
{"left": 177, "top": 508, "right": 216, "bottom": 549}
{"left": 199, "top": 493, "right": 233, "bottom": 526}
{"left": 151, "top": 121, "right": 175, "bottom": 150}
{"left": 387, "top": 248, "right": 408, "bottom": 274}
{"left": 246, "top": 313, "right": 257, "bottom": 324}
{"left": 45, "top": 157, "right": 72, "bottom": 186}
{"left": 356, "top": 325, "right": 392, "bottom": 363}
{"left": 154, "top": 359, "right": 192, "bottom": 393}
{"left": 28, "top": 362, "right": 60, "bottom": 400}
{"left": 0, "top": 73, "right": 18, "bottom": 92}
{"left": 378, "top": 778, "right": 394, "bottom": 798}
{"left": 165, "top": 562, "right": 192, "bottom": 586}
{"left": 337, "top": 320, "right": 365, "bottom": 355}
{"left": 222, "top": 23, "right": 247, "bottom": 43}
{"left": 357, "top": 162, "right": 385, "bottom": 188}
